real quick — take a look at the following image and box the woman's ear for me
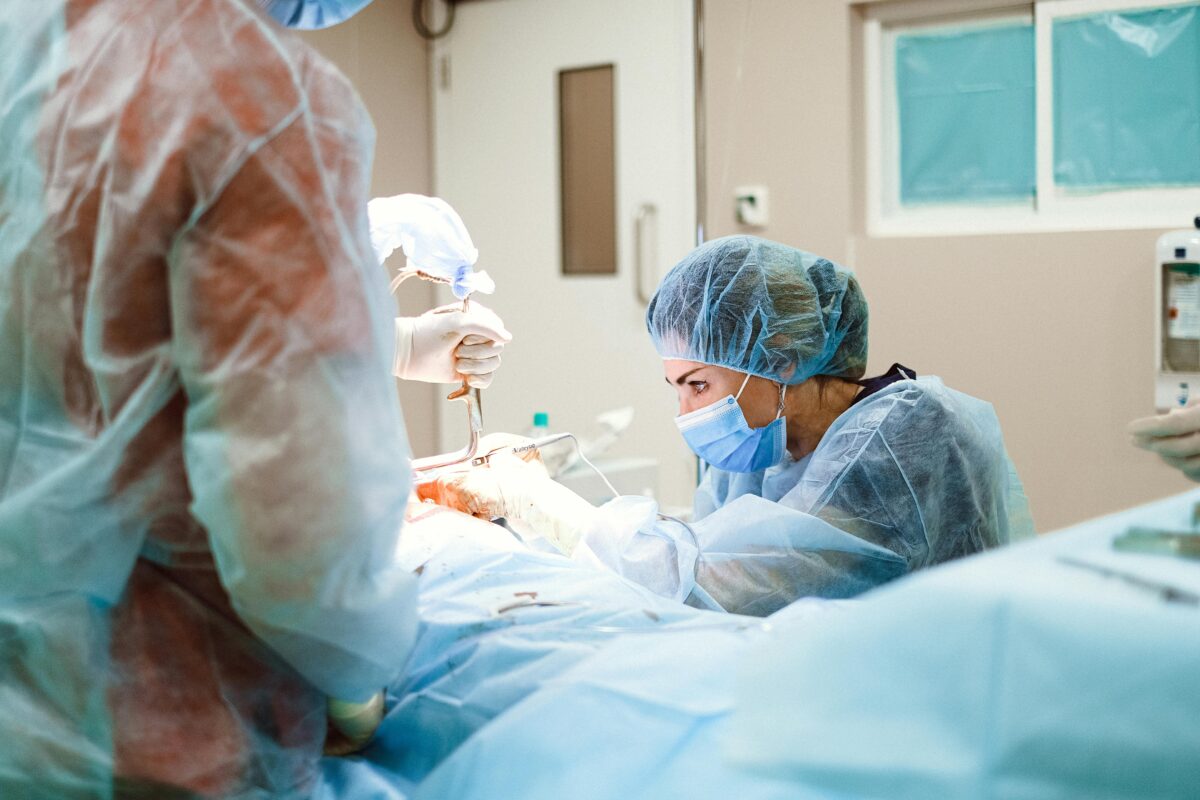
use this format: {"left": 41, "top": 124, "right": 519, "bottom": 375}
{"left": 779, "top": 363, "right": 797, "bottom": 383}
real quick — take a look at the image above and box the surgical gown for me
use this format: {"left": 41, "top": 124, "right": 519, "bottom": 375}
{"left": 574, "top": 376, "right": 1033, "bottom": 615}
{"left": 0, "top": 1, "right": 417, "bottom": 796}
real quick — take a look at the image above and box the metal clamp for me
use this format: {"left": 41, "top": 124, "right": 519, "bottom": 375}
{"left": 391, "top": 271, "right": 484, "bottom": 476}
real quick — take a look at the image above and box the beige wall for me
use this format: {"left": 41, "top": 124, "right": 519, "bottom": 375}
{"left": 299, "top": 3, "right": 441, "bottom": 457}
{"left": 297, "top": 0, "right": 1193, "bottom": 528}
{"left": 703, "top": 0, "right": 1194, "bottom": 531}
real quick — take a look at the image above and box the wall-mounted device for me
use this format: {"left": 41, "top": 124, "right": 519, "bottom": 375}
{"left": 734, "top": 185, "right": 769, "bottom": 228}
{"left": 1155, "top": 217, "right": 1200, "bottom": 411}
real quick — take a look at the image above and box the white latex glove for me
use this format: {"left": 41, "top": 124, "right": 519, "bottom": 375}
{"left": 416, "top": 442, "right": 598, "bottom": 555}
{"left": 1129, "top": 405, "right": 1200, "bottom": 481}
{"left": 393, "top": 302, "right": 511, "bottom": 387}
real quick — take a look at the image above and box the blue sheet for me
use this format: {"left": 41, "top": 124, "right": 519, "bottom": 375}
{"left": 732, "top": 489, "right": 1200, "bottom": 798}
{"left": 314, "top": 504, "right": 788, "bottom": 799}
{"left": 318, "top": 492, "right": 1200, "bottom": 798}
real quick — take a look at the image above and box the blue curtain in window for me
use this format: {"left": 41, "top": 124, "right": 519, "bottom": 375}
{"left": 896, "top": 23, "right": 1035, "bottom": 204}
{"left": 1055, "top": 5, "right": 1200, "bottom": 188}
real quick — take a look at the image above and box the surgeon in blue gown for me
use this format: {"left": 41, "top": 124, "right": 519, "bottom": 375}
{"left": 422, "top": 235, "right": 1034, "bottom": 615}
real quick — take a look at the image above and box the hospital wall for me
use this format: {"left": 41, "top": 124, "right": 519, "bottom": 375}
{"left": 300, "top": 4, "right": 440, "bottom": 458}
{"left": 299, "top": 0, "right": 1191, "bottom": 531}
{"left": 702, "top": 0, "right": 1194, "bottom": 531}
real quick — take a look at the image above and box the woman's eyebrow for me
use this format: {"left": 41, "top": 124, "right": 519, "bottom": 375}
{"left": 668, "top": 367, "right": 707, "bottom": 386}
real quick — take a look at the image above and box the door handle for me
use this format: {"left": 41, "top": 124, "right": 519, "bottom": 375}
{"left": 634, "top": 202, "right": 658, "bottom": 305}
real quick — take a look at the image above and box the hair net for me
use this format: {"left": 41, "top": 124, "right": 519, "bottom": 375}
{"left": 646, "top": 235, "right": 869, "bottom": 384}
{"left": 258, "top": 0, "right": 374, "bottom": 29}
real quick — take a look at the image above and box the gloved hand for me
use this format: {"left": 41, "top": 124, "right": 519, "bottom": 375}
{"left": 1129, "top": 405, "right": 1200, "bottom": 480}
{"left": 324, "top": 691, "right": 385, "bottom": 756}
{"left": 415, "top": 436, "right": 598, "bottom": 555}
{"left": 394, "top": 302, "right": 511, "bottom": 388}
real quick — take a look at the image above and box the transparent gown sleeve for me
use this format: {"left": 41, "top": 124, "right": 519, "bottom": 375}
{"left": 685, "top": 495, "right": 908, "bottom": 616}
{"left": 573, "top": 494, "right": 905, "bottom": 616}
{"left": 169, "top": 102, "right": 417, "bottom": 702}
{"left": 572, "top": 495, "right": 702, "bottom": 604}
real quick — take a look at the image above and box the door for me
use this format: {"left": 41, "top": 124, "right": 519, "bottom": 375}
{"left": 432, "top": 0, "right": 698, "bottom": 509}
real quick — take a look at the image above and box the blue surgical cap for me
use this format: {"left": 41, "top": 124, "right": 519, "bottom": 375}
{"left": 258, "top": 0, "right": 374, "bottom": 29}
{"left": 646, "top": 236, "right": 869, "bottom": 385}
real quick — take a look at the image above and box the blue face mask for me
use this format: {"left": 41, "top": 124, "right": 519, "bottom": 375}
{"left": 675, "top": 373, "right": 787, "bottom": 473}
{"left": 258, "top": 0, "right": 374, "bottom": 29}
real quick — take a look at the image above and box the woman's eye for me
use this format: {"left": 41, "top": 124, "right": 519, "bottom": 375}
{"left": 690, "top": 381, "right": 708, "bottom": 395}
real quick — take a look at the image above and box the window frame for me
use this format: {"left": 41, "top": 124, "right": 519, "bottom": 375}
{"left": 864, "top": 0, "right": 1200, "bottom": 237}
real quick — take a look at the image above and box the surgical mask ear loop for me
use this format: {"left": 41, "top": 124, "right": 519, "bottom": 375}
{"left": 733, "top": 373, "right": 753, "bottom": 401}
{"left": 735, "top": 374, "right": 787, "bottom": 423}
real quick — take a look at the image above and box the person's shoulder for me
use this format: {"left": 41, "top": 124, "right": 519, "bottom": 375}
{"left": 97, "top": 0, "right": 296, "bottom": 124}
{"left": 855, "top": 374, "right": 975, "bottom": 407}
{"left": 250, "top": 7, "right": 371, "bottom": 144}
{"left": 145, "top": 0, "right": 358, "bottom": 126}
{"left": 846, "top": 375, "right": 1000, "bottom": 434}
{"left": 908, "top": 376, "right": 998, "bottom": 417}
{"left": 281, "top": 36, "right": 369, "bottom": 136}
{"left": 157, "top": 1, "right": 368, "bottom": 170}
